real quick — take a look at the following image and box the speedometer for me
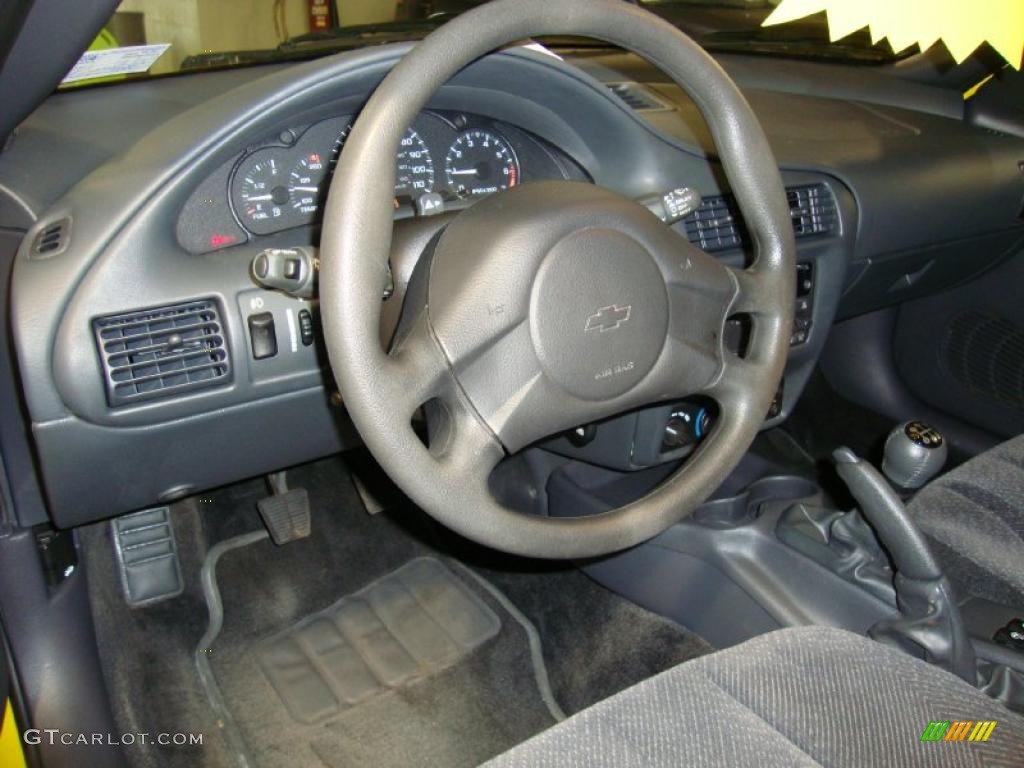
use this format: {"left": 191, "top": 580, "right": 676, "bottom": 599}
{"left": 283, "top": 123, "right": 435, "bottom": 221}
{"left": 444, "top": 130, "right": 519, "bottom": 197}
{"left": 395, "top": 128, "right": 435, "bottom": 196}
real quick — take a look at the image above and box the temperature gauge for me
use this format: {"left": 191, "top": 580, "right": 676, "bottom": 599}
{"left": 288, "top": 152, "right": 327, "bottom": 218}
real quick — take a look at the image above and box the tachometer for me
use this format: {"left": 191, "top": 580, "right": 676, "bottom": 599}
{"left": 444, "top": 130, "right": 519, "bottom": 197}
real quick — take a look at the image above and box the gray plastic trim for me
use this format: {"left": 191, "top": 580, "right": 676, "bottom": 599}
{"left": 564, "top": 475, "right": 899, "bottom": 648}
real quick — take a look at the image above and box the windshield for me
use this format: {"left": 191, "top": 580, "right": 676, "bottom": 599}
{"left": 63, "top": 0, "right": 904, "bottom": 87}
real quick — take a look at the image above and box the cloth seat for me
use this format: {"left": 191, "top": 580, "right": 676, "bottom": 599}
{"left": 486, "top": 626, "right": 1024, "bottom": 767}
{"left": 907, "top": 434, "right": 1024, "bottom": 607}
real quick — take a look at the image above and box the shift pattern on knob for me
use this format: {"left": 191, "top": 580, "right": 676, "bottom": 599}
{"left": 882, "top": 420, "right": 948, "bottom": 490}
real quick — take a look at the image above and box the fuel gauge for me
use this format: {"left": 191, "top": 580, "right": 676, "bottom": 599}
{"left": 234, "top": 153, "right": 291, "bottom": 234}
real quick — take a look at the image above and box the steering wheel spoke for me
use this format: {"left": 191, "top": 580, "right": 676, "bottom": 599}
{"left": 703, "top": 352, "right": 763, "bottom": 406}
{"left": 728, "top": 265, "right": 775, "bottom": 317}
{"left": 431, "top": 392, "right": 506, "bottom": 481}
{"left": 386, "top": 307, "right": 456, "bottom": 418}
{"left": 387, "top": 303, "right": 506, "bottom": 482}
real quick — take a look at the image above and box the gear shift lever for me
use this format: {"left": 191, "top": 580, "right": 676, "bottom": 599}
{"left": 833, "top": 445, "right": 974, "bottom": 682}
{"left": 882, "top": 421, "right": 947, "bottom": 491}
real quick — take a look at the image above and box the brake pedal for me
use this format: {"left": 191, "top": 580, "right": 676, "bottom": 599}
{"left": 257, "top": 488, "right": 311, "bottom": 545}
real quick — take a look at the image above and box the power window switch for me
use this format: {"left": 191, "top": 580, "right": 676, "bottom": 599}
{"left": 248, "top": 312, "right": 277, "bottom": 359}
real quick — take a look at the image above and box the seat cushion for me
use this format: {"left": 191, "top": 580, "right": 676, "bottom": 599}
{"left": 908, "top": 434, "right": 1024, "bottom": 607}
{"left": 486, "top": 626, "right": 1024, "bottom": 767}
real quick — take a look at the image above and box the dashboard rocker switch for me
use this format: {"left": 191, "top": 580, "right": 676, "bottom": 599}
{"left": 251, "top": 246, "right": 318, "bottom": 299}
{"left": 248, "top": 311, "right": 278, "bottom": 360}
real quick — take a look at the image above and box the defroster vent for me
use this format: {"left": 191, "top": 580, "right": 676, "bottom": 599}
{"left": 94, "top": 299, "right": 230, "bottom": 407}
{"left": 31, "top": 218, "right": 71, "bottom": 259}
{"left": 606, "top": 82, "right": 673, "bottom": 112}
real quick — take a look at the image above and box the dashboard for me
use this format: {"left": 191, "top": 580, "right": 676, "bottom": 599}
{"left": 3, "top": 42, "right": 1024, "bottom": 530}
{"left": 227, "top": 111, "right": 582, "bottom": 237}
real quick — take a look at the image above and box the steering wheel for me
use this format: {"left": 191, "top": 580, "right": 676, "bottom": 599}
{"left": 320, "top": 0, "right": 795, "bottom": 559}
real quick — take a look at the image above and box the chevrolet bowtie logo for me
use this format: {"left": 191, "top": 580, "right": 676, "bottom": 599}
{"left": 585, "top": 304, "right": 632, "bottom": 333}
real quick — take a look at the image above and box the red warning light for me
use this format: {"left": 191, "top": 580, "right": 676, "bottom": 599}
{"left": 209, "top": 233, "right": 238, "bottom": 248}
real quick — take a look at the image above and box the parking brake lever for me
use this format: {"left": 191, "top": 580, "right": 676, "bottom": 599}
{"left": 833, "top": 446, "right": 975, "bottom": 683}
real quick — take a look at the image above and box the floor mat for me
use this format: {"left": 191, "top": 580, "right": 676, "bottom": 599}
{"left": 257, "top": 557, "right": 500, "bottom": 723}
{"left": 202, "top": 539, "right": 559, "bottom": 768}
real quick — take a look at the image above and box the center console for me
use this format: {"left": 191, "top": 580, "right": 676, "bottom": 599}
{"left": 540, "top": 420, "right": 1024, "bottom": 709}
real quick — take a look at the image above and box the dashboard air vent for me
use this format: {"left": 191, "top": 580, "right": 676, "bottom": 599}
{"left": 606, "top": 82, "right": 672, "bottom": 112}
{"left": 787, "top": 184, "right": 839, "bottom": 238}
{"left": 30, "top": 218, "right": 71, "bottom": 259}
{"left": 682, "top": 195, "right": 747, "bottom": 252}
{"left": 683, "top": 183, "right": 838, "bottom": 253}
{"left": 94, "top": 299, "right": 230, "bottom": 407}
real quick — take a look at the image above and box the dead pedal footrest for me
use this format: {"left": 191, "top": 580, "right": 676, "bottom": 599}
{"left": 112, "top": 506, "right": 184, "bottom": 607}
{"left": 257, "top": 488, "right": 311, "bottom": 545}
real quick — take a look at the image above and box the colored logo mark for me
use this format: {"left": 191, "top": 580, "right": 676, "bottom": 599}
{"left": 920, "top": 721, "right": 997, "bottom": 742}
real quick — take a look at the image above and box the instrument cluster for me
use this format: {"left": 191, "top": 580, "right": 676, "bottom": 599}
{"left": 230, "top": 111, "right": 551, "bottom": 236}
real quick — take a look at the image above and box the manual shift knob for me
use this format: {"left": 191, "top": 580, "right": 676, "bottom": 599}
{"left": 882, "top": 421, "right": 947, "bottom": 490}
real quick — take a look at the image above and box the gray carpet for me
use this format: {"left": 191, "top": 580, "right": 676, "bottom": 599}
{"left": 84, "top": 454, "right": 714, "bottom": 768}
{"left": 471, "top": 564, "right": 714, "bottom": 716}
{"left": 83, "top": 499, "right": 235, "bottom": 768}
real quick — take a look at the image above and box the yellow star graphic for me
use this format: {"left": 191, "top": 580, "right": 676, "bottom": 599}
{"left": 763, "top": 0, "right": 1024, "bottom": 69}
